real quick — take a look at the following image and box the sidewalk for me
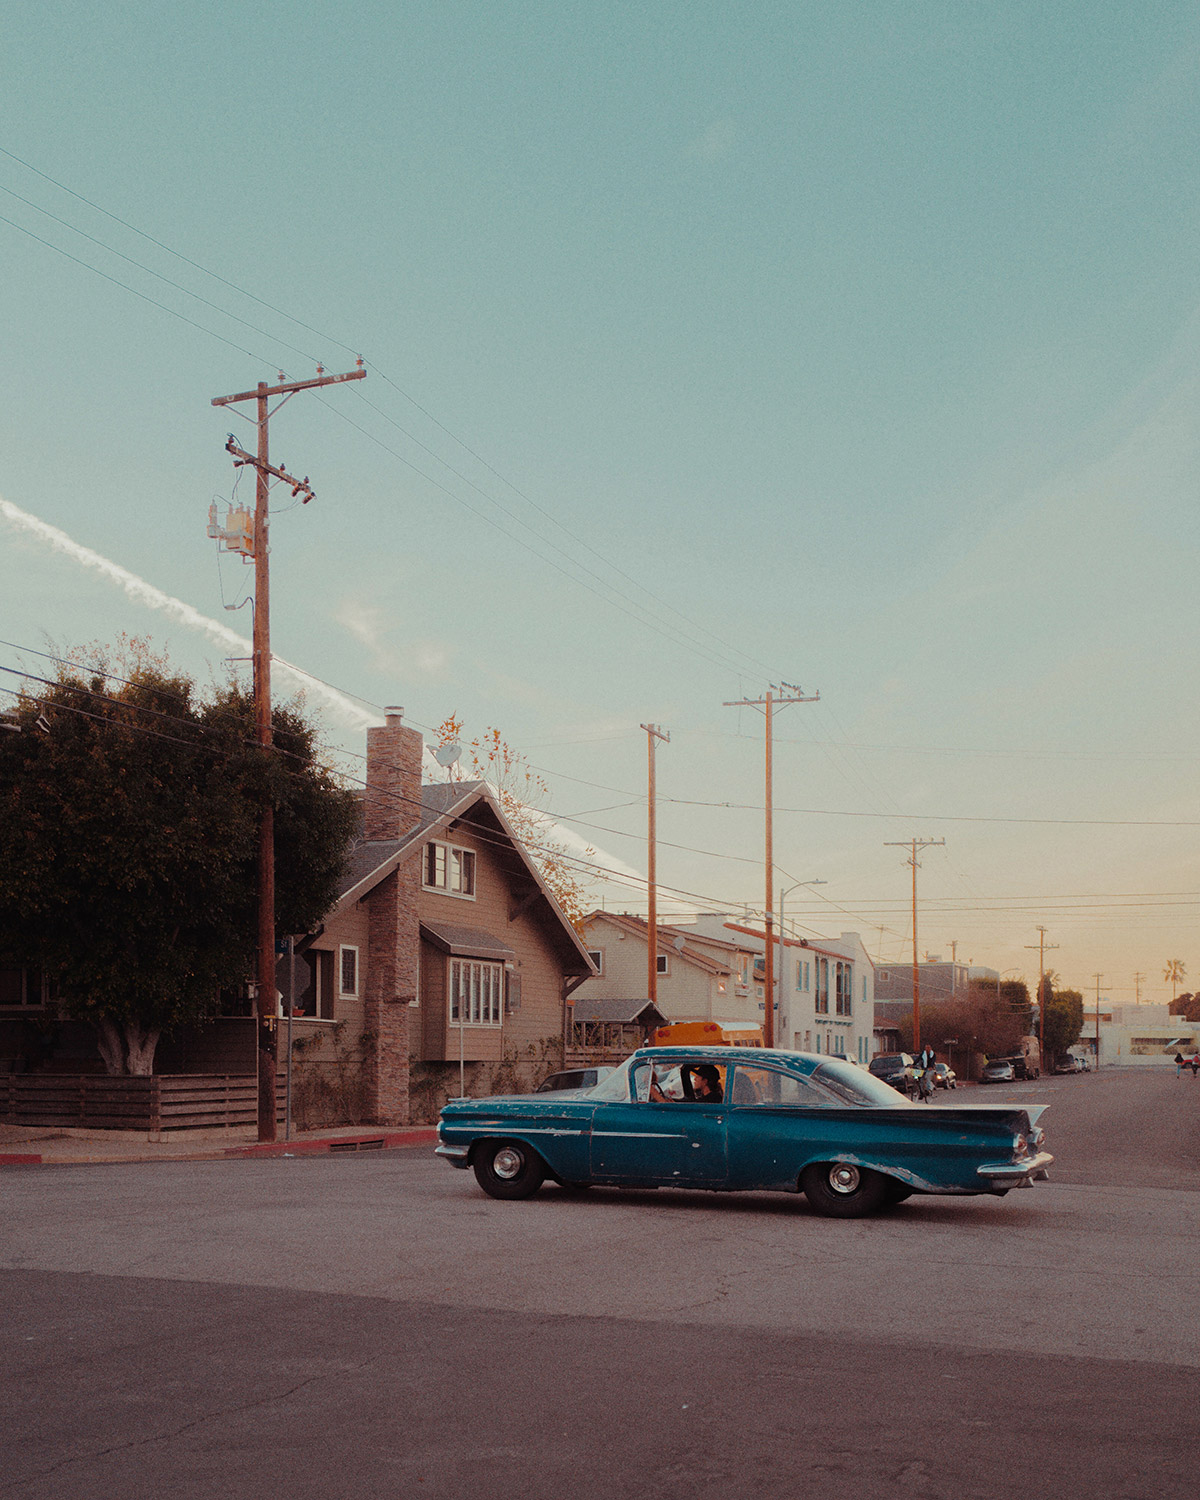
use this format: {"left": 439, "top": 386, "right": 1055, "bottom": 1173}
{"left": 0, "top": 1121, "right": 438, "bottom": 1167}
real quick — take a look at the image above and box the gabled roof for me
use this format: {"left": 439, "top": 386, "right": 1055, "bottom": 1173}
{"left": 333, "top": 780, "right": 593, "bottom": 975}
{"left": 582, "top": 911, "right": 730, "bottom": 976}
{"left": 570, "top": 997, "right": 668, "bottom": 1027}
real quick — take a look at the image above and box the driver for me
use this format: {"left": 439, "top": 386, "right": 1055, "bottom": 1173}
{"left": 650, "top": 1063, "right": 723, "bottom": 1103}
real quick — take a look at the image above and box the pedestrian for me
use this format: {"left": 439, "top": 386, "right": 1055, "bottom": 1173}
{"left": 1176, "top": 1052, "right": 1184, "bottom": 1078}
{"left": 1192, "top": 1055, "right": 1199, "bottom": 1078}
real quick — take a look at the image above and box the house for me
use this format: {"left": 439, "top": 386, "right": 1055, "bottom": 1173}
{"left": 576, "top": 911, "right": 761, "bottom": 1031}
{"left": 280, "top": 709, "right": 595, "bottom": 1123}
{"left": 576, "top": 911, "right": 876, "bottom": 1064}
{"left": 681, "top": 916, "right": 876, "bottom": 1064}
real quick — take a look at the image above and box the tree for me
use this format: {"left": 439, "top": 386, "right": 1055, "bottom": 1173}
{"left": 1169, "top": 992, "right": 1200, "bottom": 1022}
{"left": 899, "top": 981, "right": 1029, "bottom": 1061}
{"left": 1042, "top": 986, "right": 1084, "bottom": 1059}
{"left": 1164, "top": 959, "right": 1186, "bottom": 1000}
{"left": 0, "top": 640, "right": 359, "bottom": 1074}
{"left": 434, "top": 716, "right": 593, "bottom": 929}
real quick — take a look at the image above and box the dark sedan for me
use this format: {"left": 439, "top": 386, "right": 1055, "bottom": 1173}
{"left": 868, "top": 1052, "right": 917, "bottom": 1097}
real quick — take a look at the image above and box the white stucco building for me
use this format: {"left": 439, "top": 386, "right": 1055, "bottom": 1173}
{"left": 1078, "top": 1002, "right": 1198, "bottom": 1066}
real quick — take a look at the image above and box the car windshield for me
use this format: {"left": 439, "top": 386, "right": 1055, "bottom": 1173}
{"left": 812, "top": 1059, "right": 914, "bottom": 1107}
{"left": 588, "top": 1056, "right": 636, "bottom": 1101}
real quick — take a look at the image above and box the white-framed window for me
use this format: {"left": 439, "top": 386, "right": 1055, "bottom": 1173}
{"left": 0, "top": 967, "right": 44, "bottom": 1010}
{"left": 450, "top": 958, "right": 504, "bottom": 1026}
{"left": 835, "top": 962, "right": 852, "bottom": 1017}
{"left": 796, "top": 958, "right": 810, "bottom": 992}
{"left": 339, "top": 946, "right": 359, "bottom": 997}
{"left": 656, "top": 953, "right": 669, "bottom": 975}
{"left": 423, "top": 840, "right": 476, "bottom": 898}
{"left": 587, "top": 949, "right": 604, "bottom": 974}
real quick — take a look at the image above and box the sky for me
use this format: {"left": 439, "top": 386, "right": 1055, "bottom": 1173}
{"left": 2, "top": 2, "right": 1198, "bottom": 1006}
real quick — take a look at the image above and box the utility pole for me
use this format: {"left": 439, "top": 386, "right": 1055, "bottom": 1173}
{"left": 884, "top": 838, "right": 945, "bottom": 1055}
{"left": 1133, "top": 972, "right": 1145, "bottom": 1005}
{"left": 641, "top": 724, "right": 670, "bottom": 1011}
{"left": 210, "top": 363, "right": 365, "bottom": 1140}
{"left": 1024, "top": 926, "right": 1059, "bottom": 1062}
{"left": 1092, "top": 972, "right": 1104, "bottom": 1069}
{"left": 724, "top": 683, "right": 819, "bottom": 1047}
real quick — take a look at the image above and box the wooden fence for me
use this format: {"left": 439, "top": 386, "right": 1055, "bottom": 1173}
{"left": 0, "top": 1073, "right": 282, "bottom": 1132}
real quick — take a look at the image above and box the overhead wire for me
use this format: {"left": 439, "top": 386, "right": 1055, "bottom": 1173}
{"left": 0, "top": 150, "right": 789, "bottom": 685}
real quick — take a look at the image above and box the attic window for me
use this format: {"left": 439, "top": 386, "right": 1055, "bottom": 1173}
{"left": 656, "top": 954, "right": 669, "bottom": 975}
{"left": 424, "top": 840, "right": 476, "bottom": 898}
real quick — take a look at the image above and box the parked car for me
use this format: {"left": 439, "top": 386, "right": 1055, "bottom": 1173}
{"left": 980, "top": 1059, "right": 1016, "bottom": 1084}
{"left": 535, "top": 1067, "right": 614, "bottom": 1095}
{"left": 931, "top": 1062, "right": 957, "bottom": 1090}
{"left": 436, "top": 1046, "right": 1052, "bottom": 1218}
{"left": 1053, "top": 1055, "right": 1080, "bottom": 1075}
{"left": 867, "top": 1052, "right": 917, "bottom": 1097}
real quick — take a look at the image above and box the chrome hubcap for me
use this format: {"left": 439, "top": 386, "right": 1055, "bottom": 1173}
{"left": 829, "top": 1164, "right": 861, "bottom": 1195}
{"left": 492, "top": 1147, "right": 524, "bottom": 1180}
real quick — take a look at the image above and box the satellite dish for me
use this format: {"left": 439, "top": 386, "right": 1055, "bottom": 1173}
{"left": 434, "top": 742, "right": 462, "bottom": 768}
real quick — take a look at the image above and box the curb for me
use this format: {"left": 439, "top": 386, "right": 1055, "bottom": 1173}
{"left": 0, "top": 1127, "right": 439, "bottom": 1168}
{"left": 223, "top": 1128, "right": 438, "bottom": 1159}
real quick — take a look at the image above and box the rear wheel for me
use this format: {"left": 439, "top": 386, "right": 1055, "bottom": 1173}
{"left": 472, "top": 1140, "right": 546, "bottom": 1200}
{"left": 802, "top": 1162, "right": 889, "bottom": 1218}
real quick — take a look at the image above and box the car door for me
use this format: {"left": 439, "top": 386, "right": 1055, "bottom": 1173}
{"left": 726, "top": 1061, "right": 842, "bottom": 1190}
{"left": 590, "top": 1057, "right": 728, "bottom": 1185}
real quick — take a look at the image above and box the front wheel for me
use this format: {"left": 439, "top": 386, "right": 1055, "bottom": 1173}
{"left": 801, "top": 1162, "right": 889, "bottom": 1218}
{"left": 472, "top": 1140, "right": 546, "bottom": 1200}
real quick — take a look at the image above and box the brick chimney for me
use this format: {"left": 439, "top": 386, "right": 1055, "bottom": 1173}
{"left": 364, "top": 706, "right": 423, "bottom": 842}
{"left": 361, "top": 705, "right": 423, "bottom": 1126}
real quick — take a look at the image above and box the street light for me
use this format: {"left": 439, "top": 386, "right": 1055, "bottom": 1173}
{"left": 776, "top": 878, "right": 826, "bottom": 1048}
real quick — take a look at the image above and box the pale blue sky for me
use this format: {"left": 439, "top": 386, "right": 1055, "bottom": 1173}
{"left": 3, "top": 3, "right": 1199, "bottom": 1000}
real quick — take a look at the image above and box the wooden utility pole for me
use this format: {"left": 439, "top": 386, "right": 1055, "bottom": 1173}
{"left": 1092, "top": 972, "right": 1104, "bottom": 1068}
{"left": 884, "top": 838, "right": 945, "bottom": 1055}
{"left": 1133, "top": 971, "right": 1145, "bottom": 1005}
{"left": 1024, "top": 926, "right": 1059, "bottom": 1063}
{"left": 724, "top": 684, "right": 818, "bottom": 1048}
{"left": 210, "top": 363, "right": 365, "bottom": 1140}
{"left": 641, "top": 724, "right": 670, "bottom": 1009}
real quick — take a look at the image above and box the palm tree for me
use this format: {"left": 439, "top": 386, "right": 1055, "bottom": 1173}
{"left": 1164, "top": 959, "right": 1186, "bottom": 1000}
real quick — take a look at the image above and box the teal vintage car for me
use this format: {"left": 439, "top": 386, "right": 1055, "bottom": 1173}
{"left": 435, "top": 1046, "right": 1052, "bottom": 1218}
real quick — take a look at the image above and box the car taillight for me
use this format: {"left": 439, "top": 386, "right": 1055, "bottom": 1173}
{"left": 1012, "top": 1134, "right": 1028, "bottom": 1158}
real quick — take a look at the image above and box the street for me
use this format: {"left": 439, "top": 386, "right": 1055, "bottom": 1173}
{"left": 2, "top": 1066, "right": 1198, "bottom": 1498}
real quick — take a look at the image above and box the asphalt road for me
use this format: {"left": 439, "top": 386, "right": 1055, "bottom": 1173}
{"left": 2, "top": 1066, "right": 1198, "bottom": 1499}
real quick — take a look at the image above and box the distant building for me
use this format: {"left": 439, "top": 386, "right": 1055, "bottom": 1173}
{"left": 1077, "top": 1002, "right": 1198, "bottom": 1067}
{"left": 874, "top": 956, "right": 996, "bottom": 1005}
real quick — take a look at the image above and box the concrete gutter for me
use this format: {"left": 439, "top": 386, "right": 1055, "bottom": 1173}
{"left": 0, "top": 1125, "right": 438, "bottom": 1168}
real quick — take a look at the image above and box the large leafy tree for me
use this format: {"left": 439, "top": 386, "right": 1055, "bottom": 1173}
{"left": 1042, "top": 986, "right": 1084, "bottom": 1059}
{"left": 0, "top": 641, "right": 358, "bottom": 1074}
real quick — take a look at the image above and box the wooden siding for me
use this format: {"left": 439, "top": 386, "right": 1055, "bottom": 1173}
{"left": 415, "top": 813, "right": 570, "bottom": 1068}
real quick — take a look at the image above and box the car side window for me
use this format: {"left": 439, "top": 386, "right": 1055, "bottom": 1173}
{"left": 732, "top": 1064, "right": 833, "bottom": 1107}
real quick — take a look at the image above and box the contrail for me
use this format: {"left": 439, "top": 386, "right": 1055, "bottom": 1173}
{"left": 0, "top": 494, "right": 380, "bottom": 732}
{"left": 1, "top": 495, "right": 654, "bottom": 901}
